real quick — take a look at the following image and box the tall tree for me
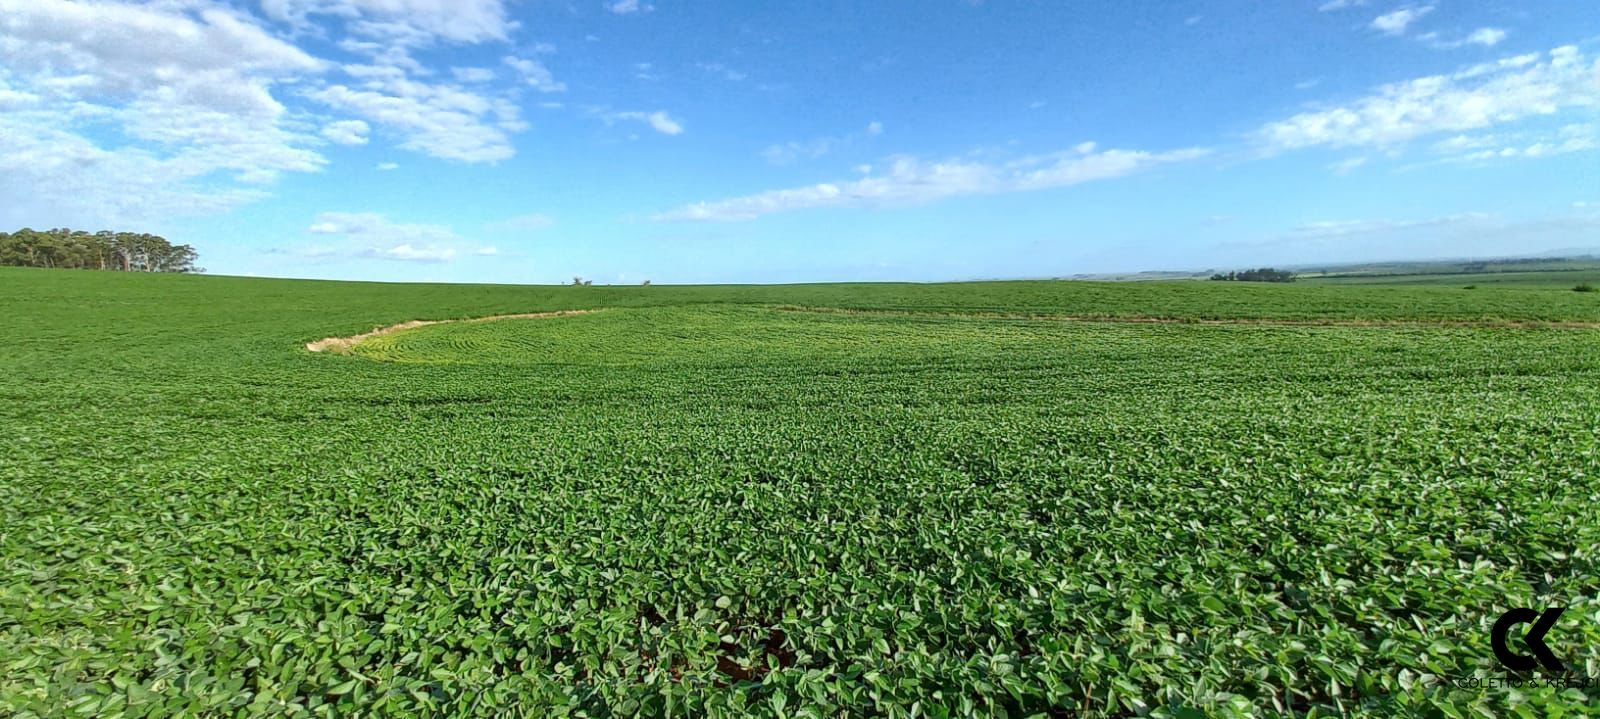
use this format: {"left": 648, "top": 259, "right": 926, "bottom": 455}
{"left": 0, "top": 228, "right": 200, "bottom": 273}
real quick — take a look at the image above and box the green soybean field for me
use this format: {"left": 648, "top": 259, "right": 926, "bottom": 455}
{"left": 3, "top": 266, "right": 1599, "bottom": 718}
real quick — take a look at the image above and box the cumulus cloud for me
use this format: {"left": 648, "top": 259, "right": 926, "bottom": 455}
{"left": 359, "top": 243, "right": 458, "bottom": 262}
{"left": 761, "top": 121, "right": 885, "bottom": 165}
{"left": 1428, "top": 123, "right": 1598, "bottom": 165}
{"left": 608, "top": 110, "right": 684, "bottom": 135}
{"left": 1423, "top": 27, "right": 1508, "bottom": 50}
{"left": 606, "top": 0, "right": 654, "bottom": 15}
{"left": 0, "top": 112, "right": 273, "bottom": 228}
{"left": 1371, "top": 6, "right": 1434, "bottom": 36}
{"left": 0, "top": 1, "right": 324, "bottom": 94}
{"left": 301, "top": 211, "right": 495, "bottom": 262}
{"left": 322, "top": 119, "right": 371, "bottom": 145}
{"left": 656, "top": 144, "right": 1208, "bottom": 221}
{"left": 253, "top": 0, "right": 535, "bottom": 165}
{"left": 0, "top": 0, "right": 328, "bottom": 226}
{"left": 1256, "top": 45, "right": 1600, "bottom": 153}
{"left": 452, "top": 67, "right": 496, "bottom": 83}
{"left": 696, "top": 62, "right": 748, "bottom": 81}
{"left": 307, "top": 69, "right": 525, "bottom": 163}
{"left": 1329, "top": 157, "right": 1368, "bottom": 175}
{"left": 1463, "top": 27, "right": 1508, "bottom": 47}
{"left": 504, "top": 55, "right": 566, "bottom": 93}
{"left": 260, "top": 0, "right": 513, "bottom": 45}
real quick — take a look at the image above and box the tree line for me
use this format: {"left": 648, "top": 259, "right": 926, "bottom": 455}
{"left": 0, "top": 228, "right": 200, "bottom": 273}
{"left": 1209, "top": 267, "right": 1295, "bottom": 283}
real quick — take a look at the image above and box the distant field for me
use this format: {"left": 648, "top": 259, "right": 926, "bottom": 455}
{"left": 1300, "top": 268, "right": 1600, "bottom": 288}
{"left": 3, "top": 267, "right": 1598, "bottom": 717}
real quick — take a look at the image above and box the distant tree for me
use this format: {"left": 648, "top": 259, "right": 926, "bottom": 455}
{"left": 572, "top": 276, "right": 585, "bottom": 286}
{"left": 0, "top": 228, "right": 199, "bottom": 272}
{"left": 1210, "top": 267, "right": 1296, "bottom": 283}
{"left": 641, "top": 280, "right": 651, "bottom": 286}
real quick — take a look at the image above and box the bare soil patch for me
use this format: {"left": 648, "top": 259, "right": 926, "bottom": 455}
{"left": 305, "top": 310, "right": 601, "bottom": 354}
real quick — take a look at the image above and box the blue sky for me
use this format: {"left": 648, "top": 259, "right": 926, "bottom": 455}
{"left": 1, "top": 1, "right": 1597, "bottom": 283}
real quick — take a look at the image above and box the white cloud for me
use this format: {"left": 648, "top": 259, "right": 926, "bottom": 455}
{"left": 1432, "top": 132, "right": 1501, "bottom": 153}
{"left": 1424, "top": 27, "right": 1508, "bottom": 50}
{"left": 1464, "top": 27, "right": 1508, "bottom": 47}
{"left": 696, "top": 62, "right": 747, "bottom": 81}
{"left": 608, "top": 110, "right": 683, "bottom": 135}
{"left": 606, "top": 0, "right": 654, "bottom": 15}
{"left": 363, "top": 243, "right": 457, "bottom": 262}
{"left": 1289, "top": 216, "right": 1474, "bottom": 240}
{"left": 376, "top": 161, "right": 400, "bottom": 171}
{"left": 261, "top": 0, "right": 513, "bottom": 45}
{"left": 762, "top": 142, "right": 823, "bottom": 165}
{"left": 264, "top": 0, "right": 518, "bottom": 114}
{"left": 303, "top": 211, "right": 466, "bottom": 262}
{"left": 0, "top": 0, "right": 329, "bottom": 226}
{"left": 1371, "top": 6, "right": 1434, "bottom": 37}
{"left": 452, "top": 67, "right": 496, "bottom": 83}
{"left": 309, "top": 211, "right": 455, "bottom": 240}
{"left": 1257, "top": 45, "right": 1600, "bottom": 153}
{"left": 504, "top": 55, "right": 565, "bottom": 93}
{"left": 0, "top": 112, "right": 272, "bottom": 228}
{"left": 762, "top": 122, "right": 885, "bottom": 165}
{"left": 322, "top": 119, "right": 371, "bottom": 145}
{"left": 0, "top": 1, "right": 324, "bottom": 94}
{"left": 307, "top": 71, "right": 524, "bottom": 163}
{"left": 1429, "top": 123, "right": 1598, "bottom": 164}
{"left": 1318, "top": 0, "right": 1368, "bottom": 11}
{"left": 657, "top": 144, "right": 1207, "bottom": 222}
{"left": 646, "top": 112, "right": 683, "bottom": 135}
{"left": 1329, "top": 156, "right": 1368, "bottom": 175}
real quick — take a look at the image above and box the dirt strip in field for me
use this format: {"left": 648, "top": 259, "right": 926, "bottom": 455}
{"left": 305, "top": 310, "right": 602, "bottom": 354}
{"left": 309, "top": 304, "right": 1600, "bottom": 355}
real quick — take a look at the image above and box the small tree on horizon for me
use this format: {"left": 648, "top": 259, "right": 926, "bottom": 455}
{"left": 1209, "top": 267, "right": 1295, "bottom": 283}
